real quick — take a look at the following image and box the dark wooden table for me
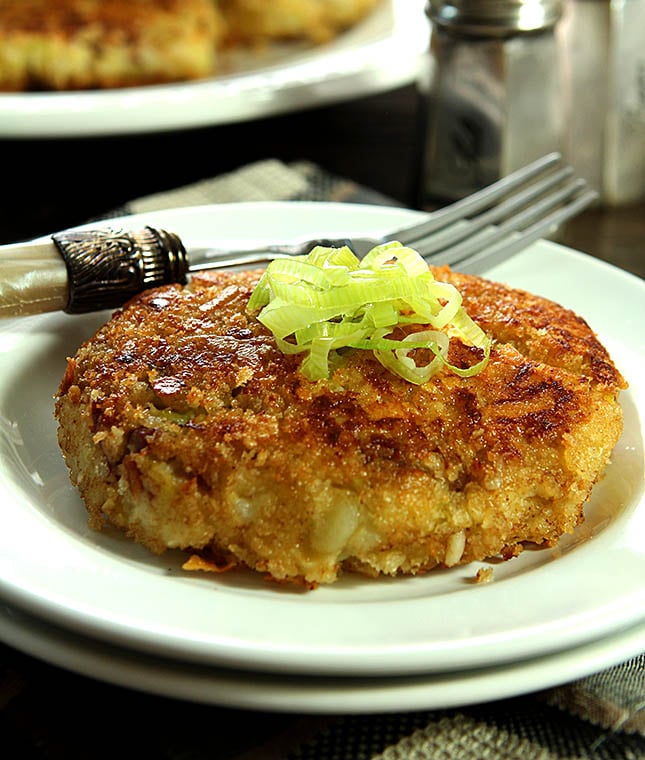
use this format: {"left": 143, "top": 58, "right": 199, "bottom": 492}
{"left": 1, "top": 83, "right": 643, "bottom": 759}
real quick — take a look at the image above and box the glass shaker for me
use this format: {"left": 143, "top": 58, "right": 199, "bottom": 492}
{"left": 415, "top": 0, "right": 564, "bottom": 205}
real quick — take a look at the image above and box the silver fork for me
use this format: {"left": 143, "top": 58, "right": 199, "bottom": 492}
{"left": 0, "top": 152, "right": 597, "bottom": 317}
{"left": 188, "top": 152, "right": 598, "bottom": 276}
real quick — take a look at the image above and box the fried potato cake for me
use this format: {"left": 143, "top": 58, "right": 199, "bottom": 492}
{"left": 219, "top": 0, "right": 381, "bottom": 45}
{"left": 0, "top": 0, "right": 225, "bottom": 91}
{"left": 0, "top": 0, "right": 382, "bottom": 91}
{"left": 55, "top": 267, "right": 626, "bottom": 586}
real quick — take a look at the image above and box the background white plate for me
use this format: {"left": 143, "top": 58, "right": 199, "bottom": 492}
{"left": 2, "top": 603, "right": 644, "bottom": 714}
{"left": 0, "top": 0, "right": 429, "bottom": 138}
{"left": 0, "top": 202, "right": 643, "bottom": 678}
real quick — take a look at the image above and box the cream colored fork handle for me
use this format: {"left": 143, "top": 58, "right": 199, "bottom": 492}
{"left": 0, "top": 241, "right": 69, "bottom": 317}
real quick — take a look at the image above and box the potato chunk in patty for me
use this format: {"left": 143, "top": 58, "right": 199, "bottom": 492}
{"left": 55, "top": 267, "right": 626, "bottom": 586}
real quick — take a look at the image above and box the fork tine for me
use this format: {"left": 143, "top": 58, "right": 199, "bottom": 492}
{"left": 189, "top": 153, "right": 574, "bottom": 272}
{"left": 426, "top": 186, "right": 599, "bottom": 274}
{"left": 191, "top": 161, "right": 592, "bottom": 275}
{"left": 391, "top": 152, "right": 564, "bottom": 246}
{"left": 426, "top": 179, "right": 586, "bottom": 266}
{"left": 398, "top": 165, "right": 576, "bottom": 258}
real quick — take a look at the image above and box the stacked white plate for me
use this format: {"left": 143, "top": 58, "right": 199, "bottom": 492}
{"left": 1, "top": 203, "right": 643, "bottom": 713}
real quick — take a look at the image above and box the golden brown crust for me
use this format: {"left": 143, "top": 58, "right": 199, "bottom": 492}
{"left": 55, "top": 267, "right": 626, "bottom": 585}
{"left": 219, "top": 0, "right": 381, "bottom": 45}
{"left": 442, "top": 266, "right": 626, "bottom": 388}
{"left": 0, "top": 0, "right": 225, "bottom": 90}
{"left": 0, "top": 0, "right": 209, "bottom": 33}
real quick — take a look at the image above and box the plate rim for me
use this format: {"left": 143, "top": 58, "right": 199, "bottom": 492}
{"left": 2, "top": 601, "right": 644, "bottom": 714}
{"left": 0, "top": 201, "right": 643, "bottom": 678}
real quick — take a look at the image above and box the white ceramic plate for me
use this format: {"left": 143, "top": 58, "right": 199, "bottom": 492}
{"left": 0, "top": 202, "right": 643, "bottom": 678}
{"left": 0, "top": 0, "right": 428, "bottom": 138}
{"left": 2, "top": 602, "right": 644, "bottom": 713}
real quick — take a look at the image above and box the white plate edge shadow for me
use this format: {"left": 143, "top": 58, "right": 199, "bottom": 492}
{"left": 0, "top": 201, "right": 643, "bottom": 679}
{"left": 1, "top": 602, "right": 644, "bottom": 714}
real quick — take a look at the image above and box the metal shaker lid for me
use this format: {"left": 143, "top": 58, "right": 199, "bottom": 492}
{"left": 427, "top": 0, "right": 563, "bottom": 36}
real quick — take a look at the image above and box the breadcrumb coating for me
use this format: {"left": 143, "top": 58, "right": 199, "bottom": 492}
{"left": 55, "top": 266, "right": 626, "bottom": 586}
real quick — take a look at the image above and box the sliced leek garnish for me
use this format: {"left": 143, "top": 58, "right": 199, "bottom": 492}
{"left": 247, "top": 242, "right": 490, "bottom": 384}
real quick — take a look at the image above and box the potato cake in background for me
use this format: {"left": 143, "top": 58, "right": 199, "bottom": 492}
{"left": 0, "top": 0, "right": 383, "bottom": 91}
